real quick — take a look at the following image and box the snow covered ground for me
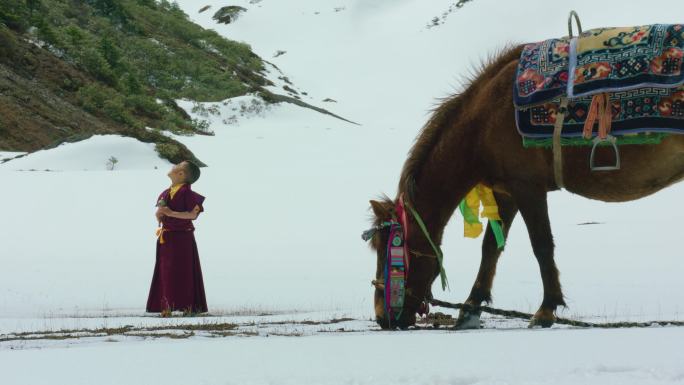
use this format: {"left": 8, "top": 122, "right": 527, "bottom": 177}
{"left": 6, "top": 327, "right": 684, "bottom": 385}
{"left": 0, "top": 135, "right": 171, "bottom": 171}
{"left": 0, "top": 151, "right": 27, "bottom": 162}
{"left": 1, "top": 0, "right": 683, "bottom": 384}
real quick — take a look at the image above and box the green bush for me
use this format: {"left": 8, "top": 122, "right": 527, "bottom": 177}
{"left": 62, "top": 25, "right": 87, "bottom": 47}
{"left": 79, "top": 47, "right": 117, "bottom": 86}
{"left": 155, "top": 142, "right": 181, "bottom": 160}
{"left": 212, "top": 6, "right": 247, "bottom": 24}
{"left": 26, "top": 0, "right": 43, "bottom": 17}
{"left": 0, "top": 24, "right": 17, "bottom": 60}
{"left": 136, "top": 0, "right": 156, "bottom": 8}
{"left": 34, "top": 16, "right": 59, "bottom": 46}
{"left": 99, "top": 35, "right": 121, "bottom": 69}
{"left": 4, "top": 0, "right": 268, "bottom": 164}
{"left": 61, "top": 76, "right": 82, "bottom": 92}
{"left": 0, "top": 0, "right": 28, "bottom": 32}
{"left": 121, "top": 72, "right": 143, "bottom": 94}
{"left": 125, "top": 94, "right": 164, "bottom": 118}
{"left": 78, "top": 83, "right": 140, "bottom": 127}
{"left": 78, "top": 84, "right": 109, "bottom": 112}
{"left": 103, "top": 97, "right": 135, "bottom": 126}
{"left": 159, "top": 113, "right": 193, "bottom": 134}
{"left": 86, "top": 0, "right": 131, "bottom": 26}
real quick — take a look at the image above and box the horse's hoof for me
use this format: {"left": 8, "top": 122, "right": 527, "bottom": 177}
{"left": 454, "top": 311, "right": 482, "bottom": 330}
{"left": 528, "top": 308, "right": 556, "bottom": 328}
{"left": 528, "top": 316, "right": 555, "bottom": 328}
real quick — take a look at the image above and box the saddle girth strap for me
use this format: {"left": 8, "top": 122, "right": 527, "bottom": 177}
{"left": 553, "top": 97, "right": 569, "bottom": 189}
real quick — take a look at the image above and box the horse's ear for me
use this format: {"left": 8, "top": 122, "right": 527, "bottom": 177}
{"left": 369, "top": 200, "right": 390, "bottom": 219}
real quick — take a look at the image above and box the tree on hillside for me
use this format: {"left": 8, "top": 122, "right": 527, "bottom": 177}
{"left": 87, "top": 0, "right": 131, "bottom": 25}
{"left": 136, "top": 0, "right": 156, "bottom": 7}
{"left": 99, "top": 35, "right": 121, "bottom": 68}
{"left": 26, "top": 0, "right": 42, "bottom": 18}
{"left": 0, "top": 0, "right": 29, "bottom": 31}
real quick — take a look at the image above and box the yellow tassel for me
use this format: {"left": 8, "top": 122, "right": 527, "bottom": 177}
{"left": 464, "top": 221, "right": 483, "bottom": 238}
{"left": 462, "top": 184, "right": 501, "bottom": 238}
{"left": 477, "top": 185, "right": 501, "bottom": 221}
{"left": 463, "top": 188, "right": 483, "bottom": 238}
{"left": 156, "top": 227, "right": 165, "bottom": 244}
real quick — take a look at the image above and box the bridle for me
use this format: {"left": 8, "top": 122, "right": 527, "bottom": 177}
{"left": 363, "top": 196, "right": 449, "bottom": 325}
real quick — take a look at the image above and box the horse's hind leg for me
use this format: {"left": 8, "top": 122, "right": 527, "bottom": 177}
{"left": 456, "top": 193, "right": 518, "bottom": 329}
{"left": 513, "top": 186, "right": 566, "bottom": 328}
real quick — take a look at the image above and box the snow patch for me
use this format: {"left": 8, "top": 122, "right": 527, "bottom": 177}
{"left": 175, "top": 94, "right": 272, "bottom": 128}
{"left": 0, "top": 135, "right": 171, "bottom": 171}
{"left": 0, "top": 151, "right": 28, "bottom": 162}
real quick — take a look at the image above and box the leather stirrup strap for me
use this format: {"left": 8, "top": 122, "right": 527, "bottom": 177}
{"left": 599, "top": 94, "right": 613, "bottom": 139}
{"left": 583, "top": 93, "right": 612, "bottom": 140}
{"left": 583, "top": 94, "right": 602, "bottom": 139}
{"left": 553, "top": 98, "right": 569, "bottom": 189}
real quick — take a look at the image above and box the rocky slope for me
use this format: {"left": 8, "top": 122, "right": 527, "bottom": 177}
{"left": 0, "top": 0, "right": 272, "bottom": 165}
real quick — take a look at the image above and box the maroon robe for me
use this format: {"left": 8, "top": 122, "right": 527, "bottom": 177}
{"left": 146, "top": 184, "right": 208, "bottom": 313}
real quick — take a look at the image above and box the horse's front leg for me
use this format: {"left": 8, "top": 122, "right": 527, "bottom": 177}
{"left": 455, "top": 193, "right": 518, "bottom": 329}
{"left": 513, "top": 186, "right": 566, "bottom": 328}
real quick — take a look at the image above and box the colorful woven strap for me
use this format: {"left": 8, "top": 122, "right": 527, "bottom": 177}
{"left": 385, "top": 222, "right": 406, "bottom": 321}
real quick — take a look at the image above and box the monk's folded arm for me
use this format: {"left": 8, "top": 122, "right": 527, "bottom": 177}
{"left": 165, "top": 205, "right": 201, "bottom": 220}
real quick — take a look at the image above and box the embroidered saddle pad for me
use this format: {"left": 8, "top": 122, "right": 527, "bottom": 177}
{"left": 514, "top": 24, "right": 684, "bottom": 138}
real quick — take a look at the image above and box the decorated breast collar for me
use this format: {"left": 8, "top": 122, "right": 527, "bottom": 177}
{"left": 384, "top": 220, "right": 408, "bottom": 323}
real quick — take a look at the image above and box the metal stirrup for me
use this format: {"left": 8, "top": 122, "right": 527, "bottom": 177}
{"left": 590, "top": 135, "right": 621, "bottom": 171}
{"left": 568, "top": 11, "right": 582, "bottom": 38}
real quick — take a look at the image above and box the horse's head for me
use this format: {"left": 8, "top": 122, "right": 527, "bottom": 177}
{"left": 365, "top": 198, "right": 441, "bottom": 329}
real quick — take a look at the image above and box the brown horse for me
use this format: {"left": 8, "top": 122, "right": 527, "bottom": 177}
{"left": 367, "top": 45, "right": 684, "bottom": 329}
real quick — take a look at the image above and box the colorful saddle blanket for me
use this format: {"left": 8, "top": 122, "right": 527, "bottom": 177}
{"left": 514, "top": 24, "right": 684, "bottom": 138}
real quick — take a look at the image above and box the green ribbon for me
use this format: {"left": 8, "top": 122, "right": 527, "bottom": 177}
{"left": 406, "top": 204, "right": 449, "bottom": 291}
{"left": 405, "top": 198, "right": 506, "bottom": 292}
{"left": 459, "top": 200, "right": 505, "bottom": 249}
{"left": 459, "top": 200, "right": 478, "bottom": 223}
{"left": 490, "top": 220, "right": 505, "bottom": 249}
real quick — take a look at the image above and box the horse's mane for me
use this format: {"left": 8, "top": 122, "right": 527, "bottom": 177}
{"left": 398, "top": 45, "right": 523, "bottom": 202}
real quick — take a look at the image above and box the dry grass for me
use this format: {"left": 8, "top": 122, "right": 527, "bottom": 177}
{"left": 261, "top": 317, "right": 355, "bottom": 326}
{"left": 0, "top": 322, "right": 239, "bottom": 343}
{"left": 0, "top": 317, "right": 371, "bottom": 344}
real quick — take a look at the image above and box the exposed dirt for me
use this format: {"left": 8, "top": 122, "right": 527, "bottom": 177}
{"left": 0, "top": 30, "right": 201, "bottom": 164}
{"left": 0, "top": 37, "right": 115, "bottom": 151}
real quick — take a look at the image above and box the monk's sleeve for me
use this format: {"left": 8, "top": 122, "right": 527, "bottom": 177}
{"left": 186, "top": 191, "right": 205, "bottom": 216}
{"left": 156, "top": 191, "right": 166, "bottom": 207}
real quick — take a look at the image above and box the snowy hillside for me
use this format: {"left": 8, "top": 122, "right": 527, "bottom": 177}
{"left": 0, "top": 135, "right": 171, "bottom": 171}
{"left": 1, "top": 1, "right": 683, "bottom": 384}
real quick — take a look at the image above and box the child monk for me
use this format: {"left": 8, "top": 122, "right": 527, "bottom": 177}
{"left": 146, "top": 160, "right": 208, "bottom": 316}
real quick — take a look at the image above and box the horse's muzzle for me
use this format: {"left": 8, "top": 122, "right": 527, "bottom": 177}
{"left": 375, "top": 315, "right": 414, "bottom": 330}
